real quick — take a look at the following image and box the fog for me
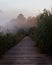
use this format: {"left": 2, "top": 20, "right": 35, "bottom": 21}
{"left": 0, "top": 10, "right": 38, "bottom": 34}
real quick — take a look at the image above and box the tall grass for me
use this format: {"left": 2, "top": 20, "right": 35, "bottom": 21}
{"left": 29, "top": 9, "right": 52, "bottom": 55}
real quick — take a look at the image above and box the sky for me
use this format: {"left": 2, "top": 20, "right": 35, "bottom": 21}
{"left": 0, "top": 0, "right": 52, "bottom": 28}
{"left": 0, "top": 0, "right": 52, "bottom": 21}
{"left": 0, "top": 0, "right": 52, "bottom": 17}
{"left": 0, "top": 0, "right": 52, "bottom": 10}
{"left": 0, "top": 0, "right": 52, "bottom": 11}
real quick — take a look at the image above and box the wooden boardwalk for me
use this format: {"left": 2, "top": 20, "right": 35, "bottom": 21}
{"left": 0, "top": 36, "right": 52, "bottom": 65}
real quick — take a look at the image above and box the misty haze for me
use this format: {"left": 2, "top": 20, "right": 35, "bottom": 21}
{"left": 0, "top": 0, "right": 52, "bottom": 65}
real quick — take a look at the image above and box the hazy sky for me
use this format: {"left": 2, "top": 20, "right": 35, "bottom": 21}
{"left": 0, "top": 0, "right": 52, "bottom": 18}
{"left": 0, "top": 0, "right": 52, "bottom": 11}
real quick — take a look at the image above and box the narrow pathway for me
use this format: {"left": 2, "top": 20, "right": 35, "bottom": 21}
{"left": 0, "top": 36, "right": 52, "bottom": 65}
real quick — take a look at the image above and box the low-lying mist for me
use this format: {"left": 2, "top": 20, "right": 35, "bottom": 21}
{"left": 0, "top": 11, "right": 37, "bottom": 34}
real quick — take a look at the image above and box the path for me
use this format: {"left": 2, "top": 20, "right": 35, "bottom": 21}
{"left": 0, "top": 36, "right": 52, "bottom": 65}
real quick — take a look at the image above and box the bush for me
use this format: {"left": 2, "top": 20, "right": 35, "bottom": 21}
{"left": 35, "top": 9, "right": 52, "bottom": 55}
{"left": 0, "top": 29, "right": 25, "bottom": 58}
{"left": 15, "top": 29, "right": 25, "bottom": 43}
{"left": 0, "top": 33, "right": 15, "bottom": 57}
{"left": 29, "top": 9, "right": 52, "bottom": 55}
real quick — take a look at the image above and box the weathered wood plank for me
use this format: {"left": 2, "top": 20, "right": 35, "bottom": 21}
{"left": 0, "top": 36, "right": 52, "bottom": 65}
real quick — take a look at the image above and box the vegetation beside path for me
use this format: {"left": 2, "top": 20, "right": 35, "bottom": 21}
{"left": 0, "top": 29, "right": 25, "bottom": 58}
{"left": 29, "top": 9, "right": 52, "bottom": 56}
